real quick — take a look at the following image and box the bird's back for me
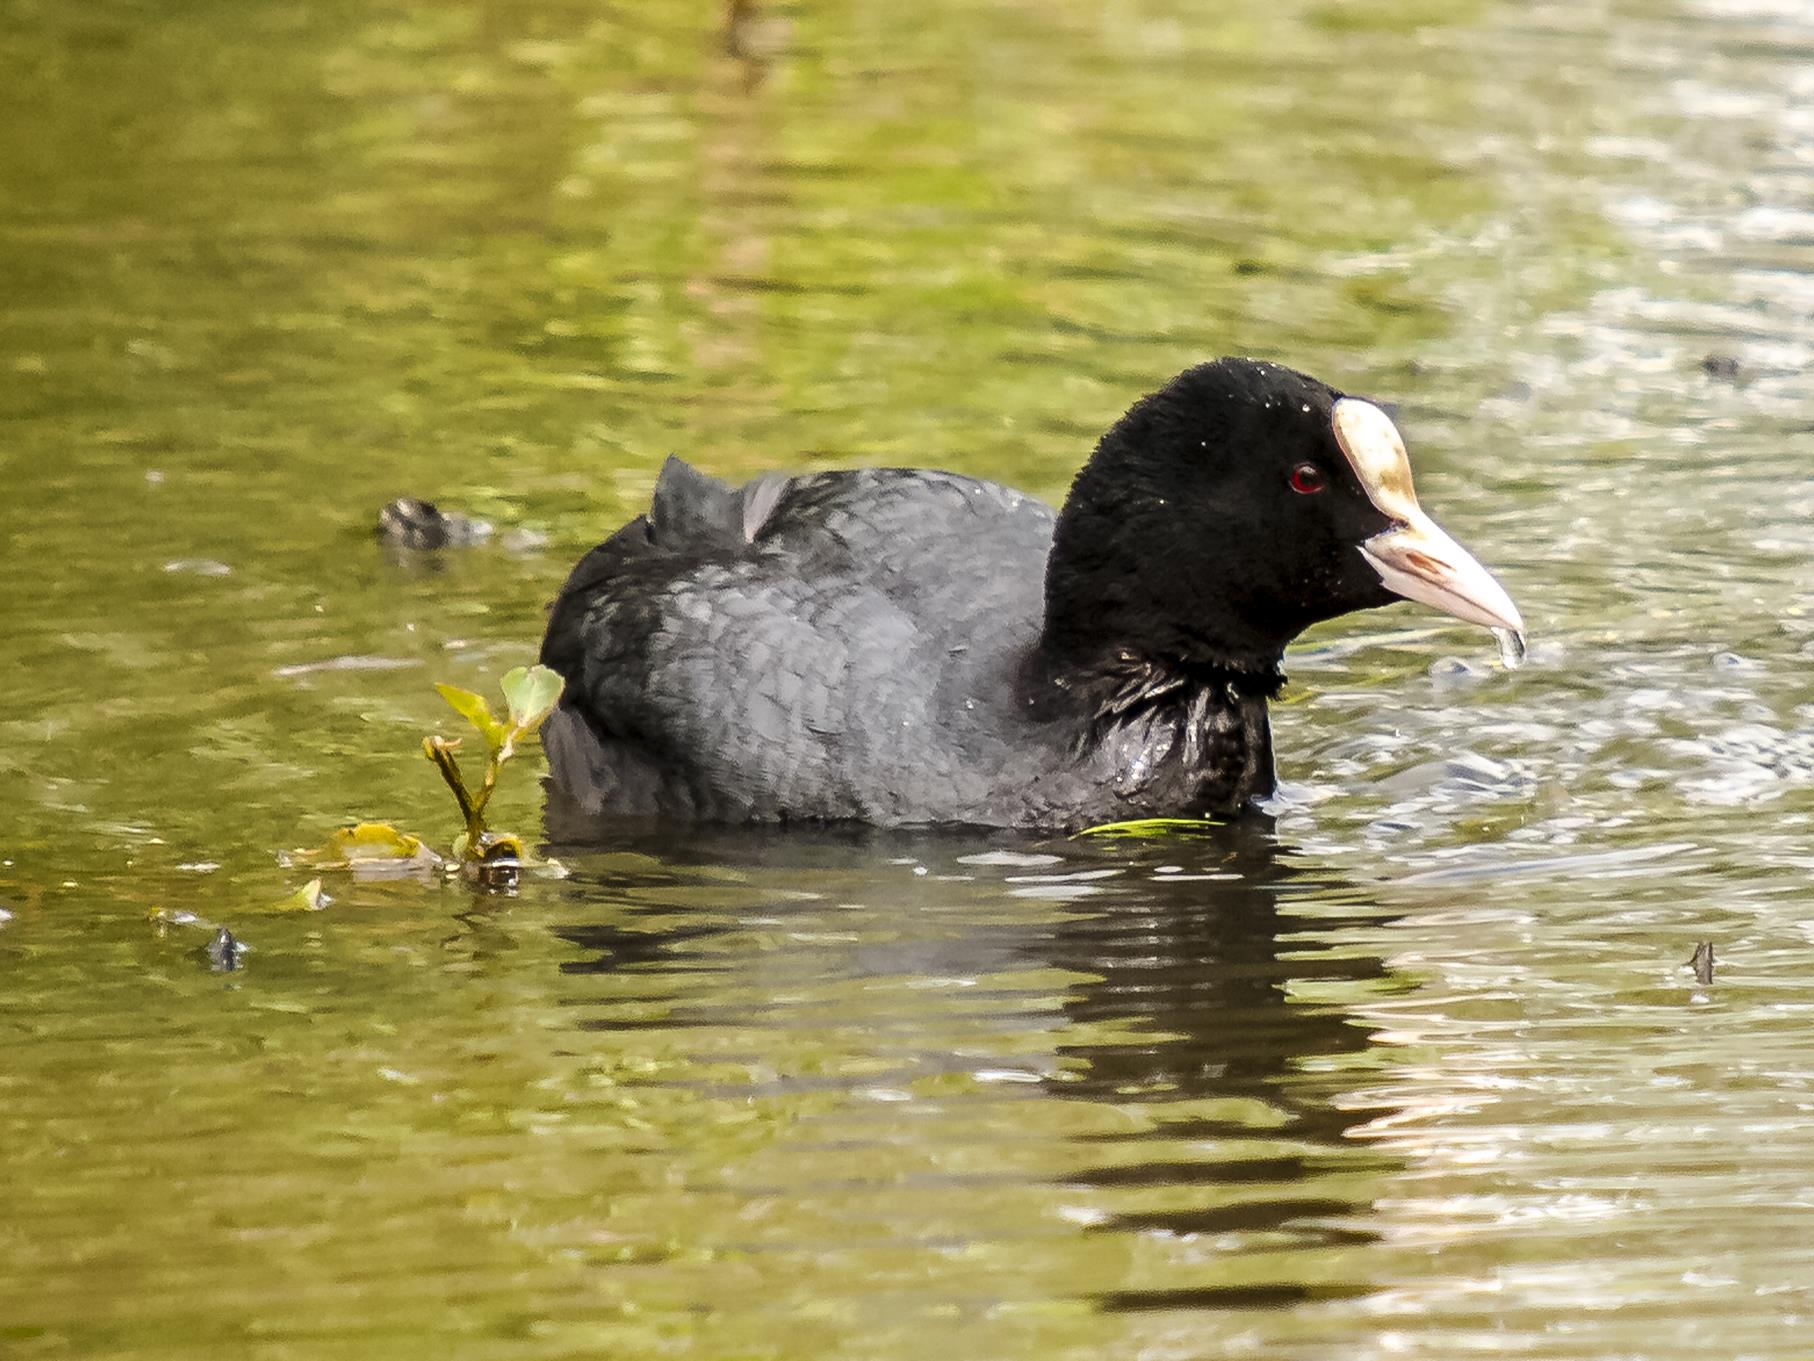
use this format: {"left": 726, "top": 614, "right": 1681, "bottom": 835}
{"left": 541, "top": 457, "right": 1061, "bottom": 824}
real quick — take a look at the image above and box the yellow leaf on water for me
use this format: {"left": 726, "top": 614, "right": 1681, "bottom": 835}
{"left": 331, "top": 822, "right": 427, "bottom": 861}
{"left": 290, "top": 822, "right": 444, "bottom": 873}
{"left": 272, "top": 878, "right": 329, "bottom": 912}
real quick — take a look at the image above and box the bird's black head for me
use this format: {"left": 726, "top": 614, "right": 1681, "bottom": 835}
{"left": 1041, "top": 357, "right": 1522, "bottom": 681}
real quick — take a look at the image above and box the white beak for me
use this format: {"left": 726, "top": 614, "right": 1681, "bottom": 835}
{"left": 1360, "top": 508, "right": 1525, "bottom": 634}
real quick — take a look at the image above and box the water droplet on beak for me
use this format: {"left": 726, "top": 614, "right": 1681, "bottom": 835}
{"left": 1492, "top": 627, "right": 1527, "bottom": 670}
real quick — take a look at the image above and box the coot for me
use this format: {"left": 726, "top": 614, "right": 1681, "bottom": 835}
{"left": 540, "top": 358, "right": 1523, "bottom": 829}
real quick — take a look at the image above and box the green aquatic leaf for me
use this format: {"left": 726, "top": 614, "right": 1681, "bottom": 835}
{"left": 1071, "top": 817, "right": 1225, "bottom": 839}
{"left": 436, "top": 683, "right": 507, "bottom": 746}
{"left": 499, "top": 664, "right": 564, "bottom": 734}
{"left": 414, "top": 665, "right": 568, "bottom": 865}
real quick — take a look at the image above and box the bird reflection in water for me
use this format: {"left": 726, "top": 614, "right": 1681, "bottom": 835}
{"left": 547, "top": 818, "right": 1410, "bottom": 1314}
{"left": 1040, "top": 821, "right": 1406, "bottom": 1312}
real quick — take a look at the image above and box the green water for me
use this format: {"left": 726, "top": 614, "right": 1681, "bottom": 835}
{"left": 4, "top": 0, "right": 1813, "bottom": 1356}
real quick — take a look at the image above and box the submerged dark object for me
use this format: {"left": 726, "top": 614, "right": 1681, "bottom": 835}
{"left": 539, "top": 358, "right": 1524, "bottom": 830}
{"left": 473, "top": 837, "right": 524, "bottom": 893}
{"left": 376, "top": 497, "right": 491, "bottom": 550}
{"left": 1689, "top": 941, "right": 1716, "bottom": 985}
{"left": 204, "top": 926, "right": 244, "bottom": 972}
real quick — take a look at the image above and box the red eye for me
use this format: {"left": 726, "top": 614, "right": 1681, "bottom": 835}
{"left": 1289, "top": 462, "right": 1326, "bottom": 495}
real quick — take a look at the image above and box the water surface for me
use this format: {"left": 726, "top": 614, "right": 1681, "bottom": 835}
{"left": 3, "top": 0, "right": 1812, "bottom": 1356}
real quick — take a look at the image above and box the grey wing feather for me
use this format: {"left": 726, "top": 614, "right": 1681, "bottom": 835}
{"left": 546, "top": 463, "right": 1060, "bottom": 823}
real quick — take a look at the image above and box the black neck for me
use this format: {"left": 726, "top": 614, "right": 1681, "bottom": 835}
{"left": 1039, "top": 445, "right": 1301, "bottom": 679}
{"left": 1028, "top": 644, "right": 1282, "bottom": 819}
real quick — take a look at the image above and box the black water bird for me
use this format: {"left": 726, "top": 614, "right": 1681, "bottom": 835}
{"left": 539, "top": 358, "right": 1523, "bottom": 829}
